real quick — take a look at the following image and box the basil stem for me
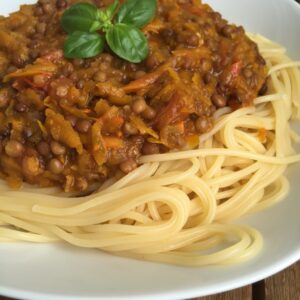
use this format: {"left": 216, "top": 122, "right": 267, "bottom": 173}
{"left": 64, "top": 31, "right": 105, "bottom": 59}
{"left": 116, "top": 0, "right": 157, "bottom": 28}
{"left": 106, "top": 24, "right": 149, "bottom": 63}
{"left": 98, "top": 0, "right": 119, "bottom": 24}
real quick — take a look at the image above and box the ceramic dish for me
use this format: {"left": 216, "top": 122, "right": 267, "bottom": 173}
{"left": 0, "top": 0, "right": 300, "bottom": 299}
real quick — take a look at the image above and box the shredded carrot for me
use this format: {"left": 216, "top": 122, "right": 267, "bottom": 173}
{"left": 123, "top": 66, "right": 167, "bottom": 93}
{"left": 44, "top": 96, "right": 58, "bottom": 111}
{"left": 60, "top": 102, "right": 95, "bottom": 120}
{"left": 78, "top": 151, "right": 93, "bottom": 175}
{"left": 45, "top": 109, "right": 83, "bottom": 154}
{"left": 90, "top": 119, "right": 107, "bottom": 166}
{"left": 23, "top": 89, "right": 44, "bottom": 110}
{"left": 172, "top": 47, "right": 210, "bottom": 58}
{"left": 96, "top": 82, "right": 132, "bottom": 105}
{"left": 102, "top": 115, "right": 124, "bottom": 133}
{"left": 103, "top": 137, "right": 125, "bottom": 149}
{"left": 11, "top": 118, "right": 24, "bottom": 132}
{"left": 23, "top": 74, "right": 50, "bottom": 89}
{"left": 4, "top": 99, "right": 15, "bottom": 117}
{"left": 64, "top": 175, "right": 75, "bottom": 193}
{"left": 192, "top": 73, "right": 201, "bottom": 85}
{"left": 130, "top": 115, "right": 159, "bottom": 139}
{"left": 94, "top": 99, "right": 111, "bottom": 116}
{"left": 143, "top": 18, "right": 165, "bottom": 34}
{"left": 258, "top": 128, "right": 267, "bottom": 143}
{"left": 186, "top": 135, "right": 200, "bottom": 148}
{"left": 155, "top": 92, "right": 186, "bottom": 129}
{"left": 37, "top": 120, "right": 48, "bottom": 139}
{"left": 174, "top": 121, "right": 185, "bottom": 134}
{"left": 3, "top": 62, "right": 56, "bottom": 82}
{"left": 147, "top": 137, "right": 165, "bottom": 145}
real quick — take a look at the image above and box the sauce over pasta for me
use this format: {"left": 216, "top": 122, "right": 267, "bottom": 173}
{"left": 0, "top": 0, "right": 267, "bottom": 192}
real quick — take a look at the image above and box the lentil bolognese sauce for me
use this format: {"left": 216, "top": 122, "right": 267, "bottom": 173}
{"left": 0, "top": 0, "right": 267, "bottom": 192}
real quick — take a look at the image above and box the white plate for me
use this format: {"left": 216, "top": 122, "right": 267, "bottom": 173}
{"left": 0, "top": 1, "right": 300, "bottom": 299}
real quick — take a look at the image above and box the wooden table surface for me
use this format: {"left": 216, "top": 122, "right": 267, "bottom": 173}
{"left": 1, "top": 0, "right": 300, "bottom": 300}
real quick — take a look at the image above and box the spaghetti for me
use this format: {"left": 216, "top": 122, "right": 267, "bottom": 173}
{"left": 0, "top": 34, "right": 300, "bottom": 267}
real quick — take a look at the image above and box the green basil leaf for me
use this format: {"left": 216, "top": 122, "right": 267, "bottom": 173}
{"left": 116, "top": 0, "right": 157, "bottom": 28}
{"left": 61, "top": 3, "right": 102, "bottom": 33}
{"left": 106, "top": 24, "right": 149, "bottom": 63}
{"left": 64, "top": 31, "right": 105, "bottom": 59}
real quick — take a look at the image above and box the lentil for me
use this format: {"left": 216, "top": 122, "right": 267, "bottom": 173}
{"left": 243, "top": 68, "right": 254, "bottom": 78}
{"left": 143, "top": 107, "right": 156, "bottom": 120}
{"left": 48, "top": 158, "right": 64, "bottom": 174}
{"left": 22, "top": 156, "right": 40, "bottom": 176}
{"left": 75, "top": 120, "right": 91, "bottom": 133}
{"left": 50, "top": 141, "right": 66, "bottom": 156}
{"left": 142, "top": 142, "right": 160, "bottom": 155}
{"left": 5, "top": 140, "right": 24, "bottom": 158}
{"left": 0, "top": 89, "right": 9, "bottom": 108}
{"left": 37, "top": 141, "right": 50, "bottom": 156}
{"left": 120, "top": 159, "right": 138, "bottom": 174}
{"left": 14, "top": 102, "right": 28, "bottom": 113}
{"left": 195, "top": 117, "right": 213, "bottom": 133}
{"left": 65, "top": 115, "right": 77, "bottom": 127}
{"left": 76, "top": 177, "right": 88, "bottom": 191}
{"left": 132, "top": 98, "right": 147, "bottom": 114}
{"left": 94, "top": 71, "right": 107, "bottom": 82}
{"left": 123, "top": 122, "right": 138, "bottom": 136}
{"left": 56, "top": 0, "right": 68, "bottom": 9}
{"left": 211, "top": 94, "right": 227, "bottom": 108}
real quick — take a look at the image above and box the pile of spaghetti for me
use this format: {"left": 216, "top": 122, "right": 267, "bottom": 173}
{"left": 0, "top": 34, "right": 299, "bottom": 266}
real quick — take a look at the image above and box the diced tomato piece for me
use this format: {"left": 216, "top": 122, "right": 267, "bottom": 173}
{"left": 230, "top": 61, "right": 242, "bottom": 78}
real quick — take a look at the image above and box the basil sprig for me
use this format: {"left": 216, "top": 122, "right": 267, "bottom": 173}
{"left": 61, "top": 0, "right": 157, "bottom": 63}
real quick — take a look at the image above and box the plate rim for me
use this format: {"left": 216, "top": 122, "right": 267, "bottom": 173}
{"left": 0, "top": 0, "right": 300, "bottom": 299}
